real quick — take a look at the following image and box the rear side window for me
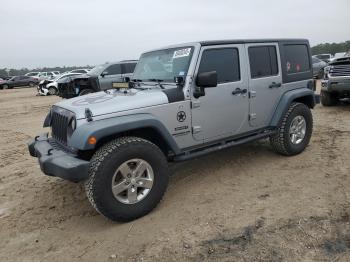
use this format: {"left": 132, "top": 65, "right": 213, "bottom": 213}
{"left": 285, "top": 45, "right": 310, "bottom": 74}
{"left": 198, "top": 48, "right": 240, "bottom": 84}
{"left": 123, "top": 63, "right": 137, "bottom": 74}
{"left": 248, "top": 46, "right": 278, "bottom": 78}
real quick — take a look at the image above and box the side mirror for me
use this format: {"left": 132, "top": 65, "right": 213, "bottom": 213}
{"left": 174, "top": 76, "right": 184, "bottom": 88}
{"left": 193, "top": 71, "right": 217, "bottom": 98}
{"left": 101, "top": 71, "right": 108, "bottom": 77}
{"left": 196, "top": 71, "right": 217, "bottom": 88}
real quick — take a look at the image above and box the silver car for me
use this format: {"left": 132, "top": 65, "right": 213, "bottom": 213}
{"left": 312, "top": 57, "right": 327, "bottom": 78}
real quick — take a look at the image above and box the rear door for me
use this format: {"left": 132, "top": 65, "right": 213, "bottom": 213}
{"left": 99, "top": 64, "right": 123, "bottom": 90}
{"left": 246, "top": 43, "right": 282, "bottom": 128}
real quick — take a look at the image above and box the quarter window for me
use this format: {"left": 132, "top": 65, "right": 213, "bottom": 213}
{"left": 285, "top": 45, "right": 310, "bottom": 74}
{"left": 198, "top": 48, "right": 240, "bottom": 84}
{"left": 248, "top": 46, "right": 278, "bottom": 78}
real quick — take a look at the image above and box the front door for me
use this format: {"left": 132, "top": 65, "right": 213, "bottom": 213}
{"left": 99, "top": 64, "right": 123, "bottom": 90}
{"left": 191, "top": 45, "right": 250, "bottom": 142}
{"left": 245, "top": 43, "right": 282, "bottom": 128}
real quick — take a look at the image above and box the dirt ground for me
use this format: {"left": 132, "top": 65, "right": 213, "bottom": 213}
{"left": 0, "top": 84, "right": 349, "bottom": 261}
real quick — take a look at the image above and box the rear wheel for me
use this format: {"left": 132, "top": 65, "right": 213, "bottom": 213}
{"left": 321, "top": 90, "right": 338, "bottom": 106}
{"left": 48, "top": 87, "right": 57, "bottom": 95}
{"left": 270, "top": 102, "right": 313, "bottom": 156}
{"left": 85, "top": 137, "right": 169, "bottom": 222}
{"left": 79, "top": 89, "right": 93, "bottom": 96}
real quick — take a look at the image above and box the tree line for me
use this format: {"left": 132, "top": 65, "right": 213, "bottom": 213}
{"left": 311, "top": 41, "right": 350, "bottom": 56}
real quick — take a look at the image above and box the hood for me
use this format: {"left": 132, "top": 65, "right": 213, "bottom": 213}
{"left": 55, "top": 88, "right": 169, "bottom": 119}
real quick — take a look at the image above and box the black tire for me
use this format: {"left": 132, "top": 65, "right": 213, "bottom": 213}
{"left": 85, "top": 137, "right": 169, "bottom": 222}
{"left": 2, "top": 84, "right": 9, "bottom": 89}
{"left": 48, "top": 87, "right": 57, "bottom": 95}
{"left": 29, "top": 82, "right": 35, "bottom": 87}
{"left": 270, "top": 102, "right": 313, "bottom": 156}
{"left": 79, "top": 89, "right": 93, "bottom": 96}
{"left": 320, "top": 90, "right": 338, "bottom": 106}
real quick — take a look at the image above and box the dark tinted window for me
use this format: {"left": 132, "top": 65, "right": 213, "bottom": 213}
{"left": 106, "top": 64, "right": 122, "bottom": 75}
{"left": 75, "top": 70, "right": 86, "bottom": 73}
{"left": 198, "top": 48, "right": 240, "bottom": 83}
{"left": 248, "top": 46, "right": 278, "bottom": 78}
{"left": 285, "top": 45, "right": 310, "bottom": 74}
{"left": 123, "top": 63, "right": 137, "bottom": 74}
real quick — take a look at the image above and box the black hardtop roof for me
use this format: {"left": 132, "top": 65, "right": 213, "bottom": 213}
{"left": 200, "top": 39, "right": 309, "bottom": 46}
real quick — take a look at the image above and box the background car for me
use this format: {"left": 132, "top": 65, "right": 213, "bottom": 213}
{"left": 37, "top": 73, "right": 82, "bottom": 96}
{"left": 69, "top": 68, "right": 90, "bottom": 74}
{"left": 0, "top": 76, "right": 39, "bottom": 89}
{"left": 25, "top": 72, "right": 41, "bottom": 77}
{"left": 314, "top": 53, "right": 333, "bottom": 63}
{"left": 312, "top": 57, "right": 327, "bottom": 78}
{"left": 57, "top": 60, "right": 137, "bottom": 98}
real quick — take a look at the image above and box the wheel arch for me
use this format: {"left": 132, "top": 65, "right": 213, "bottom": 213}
{"left": 69, "top": 114, "right": 180, "bottom": 157}
{"left": 270, "top": 88, "right": 316, "bottom": 127}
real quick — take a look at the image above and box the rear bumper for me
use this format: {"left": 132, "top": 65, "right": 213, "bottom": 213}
{"left": 28, "top": 133, "right": 90, "bottom": 182}
{"left": 321, "top": 79, "right": 350, "bottom": 93}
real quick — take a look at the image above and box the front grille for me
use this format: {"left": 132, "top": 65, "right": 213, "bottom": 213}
{"left": 51, "top": 107, "right": 74, "bottom": 145}
{"left": 329, "top": 65, "right": 350, "bottom": 77}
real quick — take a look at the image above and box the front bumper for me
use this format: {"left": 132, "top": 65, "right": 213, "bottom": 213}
{"left": 28, "top": 133, "right": 90, "bottom": 182}
{"left": 321, "top": 78, "right": 350, "bottom": 93}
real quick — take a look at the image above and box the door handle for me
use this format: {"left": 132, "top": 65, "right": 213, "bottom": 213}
{"left": 269, "top": 82, "right": 282, "bottom": 88}
{"left": 232, "top": 88, "right": 247, "bottom": 95}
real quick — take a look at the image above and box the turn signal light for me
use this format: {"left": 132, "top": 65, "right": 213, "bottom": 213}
{"left": 88, "top": 136, "right": 97, "bottom": 145}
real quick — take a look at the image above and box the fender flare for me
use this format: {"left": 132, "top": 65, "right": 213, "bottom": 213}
{"left": 68, "top": 113, "right": 181, "bottom": 154}
{"left": 270, "top": 88, "right": 316, "bottom": 127}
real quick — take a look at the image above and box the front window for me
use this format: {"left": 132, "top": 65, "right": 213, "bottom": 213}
{"left": 133, "top": 47, "right": 194, "bottom": 82}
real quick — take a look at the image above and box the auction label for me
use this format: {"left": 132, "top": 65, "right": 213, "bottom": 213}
{"left": 173, "top": 48, "right": 191, "bottom": 59}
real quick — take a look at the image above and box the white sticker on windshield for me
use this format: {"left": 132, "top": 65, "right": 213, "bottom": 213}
{"left": 179, "top": 71, "right": 185, "bottom": 76}
{"left": 173, "top": 48, "right": 191, "bottom": 59}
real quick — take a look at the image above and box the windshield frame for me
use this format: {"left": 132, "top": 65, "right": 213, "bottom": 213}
{"left": 132, "top": 46, "right": 195, "bottom": 83}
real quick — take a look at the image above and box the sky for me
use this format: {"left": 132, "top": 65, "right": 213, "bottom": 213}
{"left": 0, "top": 0, "right": 349, "bottom": 69}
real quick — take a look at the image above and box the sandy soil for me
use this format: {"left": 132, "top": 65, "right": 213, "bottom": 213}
{"left": 0, "top": 85, "right": 349, "bottom": 261}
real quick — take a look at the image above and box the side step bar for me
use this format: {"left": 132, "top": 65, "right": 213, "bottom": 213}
{"left": 173, "top": 130, "right": 276, "bottom": 162}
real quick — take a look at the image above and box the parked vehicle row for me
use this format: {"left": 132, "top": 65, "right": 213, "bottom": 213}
{"left": 28, "top": 38, "right": 320, "bottom": 222}
{"left": 0, "top": 76, "right": 39, "bottom": 89}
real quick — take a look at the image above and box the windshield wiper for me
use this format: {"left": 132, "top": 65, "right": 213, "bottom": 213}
{"left": 147, "top": 79, "right": 165, "bottom": 89}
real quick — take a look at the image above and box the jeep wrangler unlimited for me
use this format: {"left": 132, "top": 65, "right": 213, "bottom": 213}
{"left": 321, "top": 56, "right": 350, "bottom": 106}
{"left": 28, "top": 39, "right": 319, "bottom": 222}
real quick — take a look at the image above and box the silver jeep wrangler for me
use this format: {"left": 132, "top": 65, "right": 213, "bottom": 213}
{"left": 28, "top": 39, "right": 319, "bottom": 221}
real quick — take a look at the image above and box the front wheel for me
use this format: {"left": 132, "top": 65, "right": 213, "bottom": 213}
{"left": 48, "top": 87, "right": 57, "bottom": 95}
{"left": 85, "top": 137, "right": 169, "bottom": 222}
{"left": 270, "top": 102, "right": 313, "bottom": 156}
{"left": 320, "top": 90, "right": 338, "bottom": 106}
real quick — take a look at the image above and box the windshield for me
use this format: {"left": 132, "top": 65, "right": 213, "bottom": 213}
{"left": 88, "top": 65, "right": 106, "bottom": 76}
{"left": 133, "top": 47, "right": 194, "bottom": 82}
